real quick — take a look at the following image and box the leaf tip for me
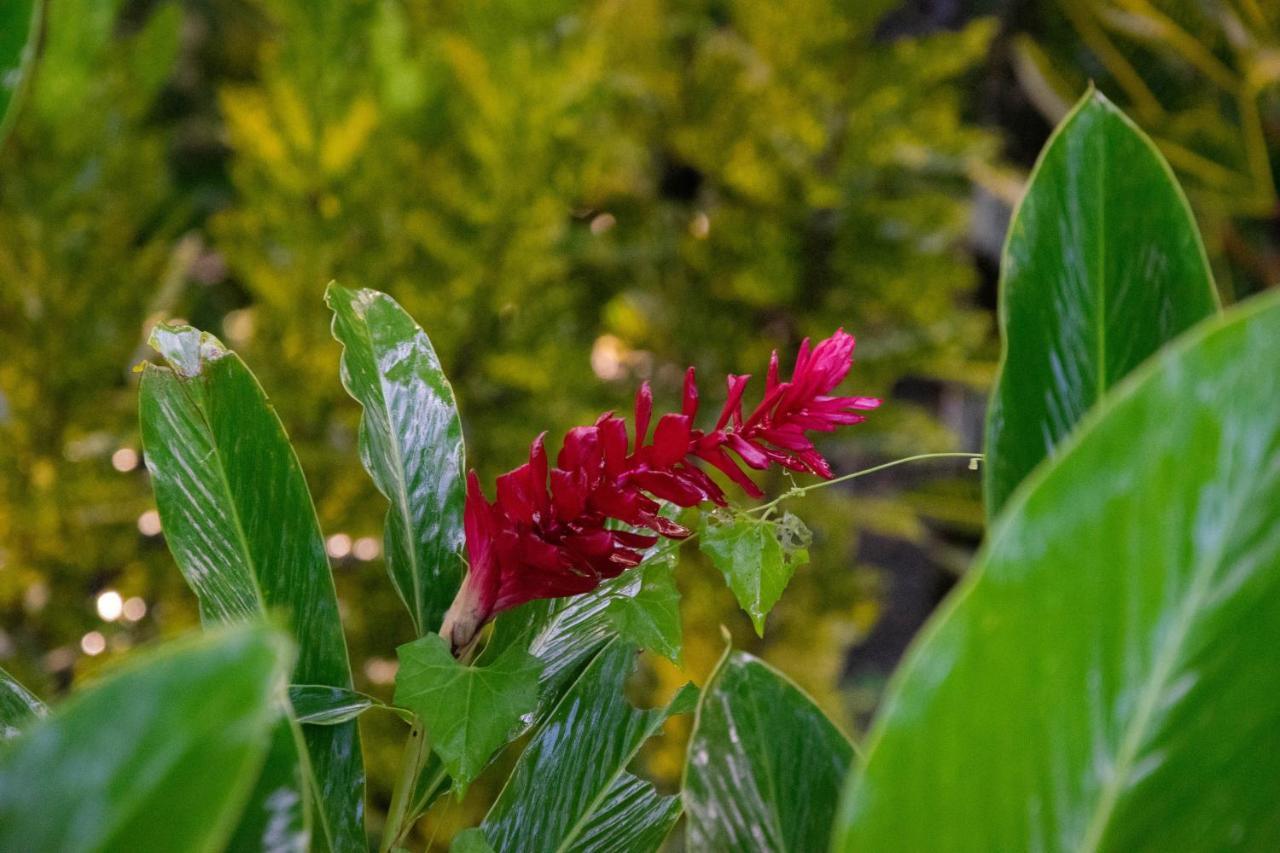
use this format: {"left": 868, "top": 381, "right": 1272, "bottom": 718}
{"left": 147, "top": 323, "right": 229, "bottom": 378}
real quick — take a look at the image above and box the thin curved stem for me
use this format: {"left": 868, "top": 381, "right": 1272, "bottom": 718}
{"left": 743, "top": 452, "right": 983, "bottom": 517}
{"left": 381, "top": 721, "right": 430, "bottom": 853}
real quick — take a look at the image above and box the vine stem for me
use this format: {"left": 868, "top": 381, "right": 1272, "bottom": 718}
{"left": 743, "top": 451, "right": 983, "bottom": 517}
{"left": 381, "top": 720, "right": 429, "bottom": 853}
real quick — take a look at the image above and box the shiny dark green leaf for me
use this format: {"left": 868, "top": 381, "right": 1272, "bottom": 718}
{"left": 0, "top": 625, "right": 291, "bottom": 852}
{"left": 0, "top": 0, "right": 41, "bottom": 143}
{"left": 484, "top": 566, "right": 642, "bottom": 721}
{"left": 290, "top": 684, "right": 384, "bottom": 726}
{"left": 836, "top": 293, "right": 1280, "bottom": 851}
{"left": 984, "top": 89, "right": 1218, "bottom": 519}
{"left": 394, "top": 633, "right": 541, "bottom": 793}
{"left": 327, "top": 283, "right": 466, "bottom": 636}
{"left": 0, "top": 665, "right": 43, "bottom": 742}
{"left": 477, "top": 639, "right": 694, "bottom": 853}
{"left": 684, "top": 648, "right": 853, "bottom": 852}
{"left": 605, "top": 552, "right": 683, "bottom": 664}
{"left": 139, "top": 324, "right": 364, "bottom": 851}
{"left": 698, "top": 514, "right": 805, "bottom": 636}
{"left": 227, "top": 717, "right": 311, "bottom": 853}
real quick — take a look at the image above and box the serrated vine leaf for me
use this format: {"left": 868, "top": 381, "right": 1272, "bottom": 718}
{"left": 984, "top": 89, "right": 1218, "bottom": 519}
{"left": 394, "top": 633, "right": 541, "bottom": 793}
{"left": 0, "top": 625, "right": 291, "bottom": 853}
{"left": 451, "top": 828, "right": 496, "bottom": 852}
{"left": 836, "top": 293, "right": 1280, "bottom": 851}
{"left": 684, "top": 649, "right": 853, "bottom": 851}
{"left": 476, "top": 639, "right": 696, "bottom": 852}
{"left": 139, "top": 324, "right": 364, "bottom": 851}
{"left": 699, "top": 514, "right": 806, "bottom": 636}
{"left": 605, "top": 553, "right": 683, "bottom": 664}
{"left": 326, "top": 283, "right": 466, "bottom": 636}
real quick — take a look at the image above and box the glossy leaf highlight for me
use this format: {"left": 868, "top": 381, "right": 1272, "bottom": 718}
{"left": 837, "top": 293, "right": 1280, "bottom": 851}
{"left": 0, "top": 625, "right": 291, "bottom": 853}
{"left": 0, "top": 665, "right": 43, "bottom": 742}
{"left": 477, "top": 639, "right": 695, "bottom": 853}
{"left": 984, "top": 89, "right": 1218, "bottom": 518}
{"left": 327, "top": 283, "right": 467, "bottom": 635}
{"left": 684, "top": 648, "right": 853, "bottom": 852}
{"left": 139, "top": 324, "right": 364, "bottom": 851}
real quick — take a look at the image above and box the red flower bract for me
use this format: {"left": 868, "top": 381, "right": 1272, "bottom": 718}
{"left": 440, "top": 329, "right": 880, "bottom": 653}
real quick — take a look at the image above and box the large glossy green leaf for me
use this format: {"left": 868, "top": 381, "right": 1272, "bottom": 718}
{"left": 605, "top": 549, "right": 683, "bottom": 664}
{"left": 0, "top": 624, "right": 291, "bottom": 852}
{"left": 483, "top": 563, "right": 647, "bottom": 720}
{"left": 684, "top": 648, "right": 853, "bottom": 852}
{"left": 835, "top": 292, "right": 1280, "bottom": 851}
{"left": 0, "top": 0, "right": 41, "bottom": 144}
{"left": 476, "top": 639, "right": 696, "bottom": 853}
{"left": 0, "top": 665, "right": 44, "bottom": 742}
{"left": 139, "top": 325, "right": 364, "bottom": 852}
{"left": 394, "top": 633, "right": 541, "bottom": 793}
{"left": 326, "top": 283, "right": 466, "bottom": 636}
{"left": 984, "top": 89, "right": 1218, "bottom": 519}
{"left": 228, "top": 717, "right": 311, "bottom": 853}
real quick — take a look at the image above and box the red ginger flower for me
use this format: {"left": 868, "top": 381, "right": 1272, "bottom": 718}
{"left": 440, "top": 330, "right": 880, "bottom": 653}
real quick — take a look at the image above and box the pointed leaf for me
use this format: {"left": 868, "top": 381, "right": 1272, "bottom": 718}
{"left": 605, "top": 553, "right": 683, "bottom": 664}
{"left": 836, "top": 293, "right": 1280, "bottom": 851}
{"left": 684, "top": 649, "right": 853, "bottom": 852}
{"left": 0, "top": 625, "right": 291, "bottom": 852}
{"left": 484, "top": 565, "right": 648, "bottom": 719}
{"left": 698, "top": 515, "right": 805, "bottom": 636}
{"left": 289, "top": 684, "right": 383, "bottom": 726}
{"left": 139, "top": 324, "right": 364, "bottom": 851}
{"left": 0, "top": 665, "right": 43, "bottom": 742}
{"left": 477, "top": 640, "right": 694, "bottom": 853}
{"left": 394, "top": 633, "right": 541, "bottom": 793}
{"left": 984, "top": 89, "right": 1218, "bottom": 519}
{"left": 327, "top": 283, "right": 466, "bottom": 636}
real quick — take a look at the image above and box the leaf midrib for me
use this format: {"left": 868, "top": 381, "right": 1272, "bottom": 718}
{"left": 158, "top": 367, "right": 337, "bottom": 850}
{"left": 341, "top": 300, "right": 427, "bottom": 633}
{"left": 1077, "top": 493, "right": 1236, "bottom": 851}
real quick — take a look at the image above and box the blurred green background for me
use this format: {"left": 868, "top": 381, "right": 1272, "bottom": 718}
{"left": 1, "top": 0, "right": 1277, "bottom": 844}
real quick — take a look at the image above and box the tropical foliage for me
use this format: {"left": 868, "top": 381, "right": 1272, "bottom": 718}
{"left": 3, "top": 88, "right": 1279, "bottom": 851}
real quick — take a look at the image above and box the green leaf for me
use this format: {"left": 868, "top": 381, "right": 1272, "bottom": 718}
{"left": 605, "top": 552, "right": 683, "bottom": 664}
{"left": 289, "top": 684, "right": 383, "bottom": 726}
{"left": 451, "top": 828, "right": 496, "bottom": 853}
{"left": 326, "top": 283, "right": 467, "bottom": 636}
{"left": 0, "top": 624, "right": 292, "bottom": 852}
{"left": 478, "top": 640, "right": 694, "bottom": 853}
{"left": 483, "top": 566, "right": 646, "bottom": 718}
{"left": 139, "top": 324, "right": 365, "bottom": 851}
{"left": 0, "top": 665, "right": 44, "bottom": 742}
{"left": 698, "top": 514, "right": 806, "bottom": 636}
{"left": 394, "top": 633, "right": 541, "bottom": 793}
{"left": 984, "top": 88, "right": 1219, "bottom": 519}
{"left": 226, "top": 717, "right": 311, "bottom": 853}
{"left": 683, "top": 647, "right": 853, "bottom": 852}
{"left": 0, "top": 0, "right": 41, "bottom": 144}
{"left": 835, "top": 292, "right": 1280, "bottom": 851}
